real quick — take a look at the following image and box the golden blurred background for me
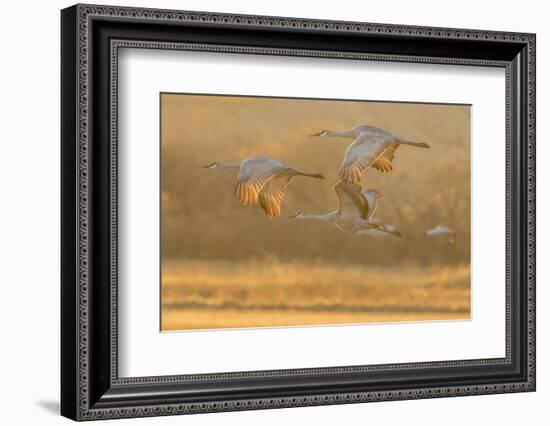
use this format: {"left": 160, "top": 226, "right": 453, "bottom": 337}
{"left": 161, "top": 93, "right": 471, "bottom": 330}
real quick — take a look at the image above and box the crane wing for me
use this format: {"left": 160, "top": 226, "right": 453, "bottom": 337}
{"left": 372, "top": 142, "right": 399, "bottom": 173}
{"left": 338, "top": 134, "right": 395, "bottom": 183}
{"left": 235, "top": 156, "right": 287, "bottom": 206}
{"left": 258, "top": 175, "right": 293, "bottom": 218}
{"left": 361, "top": 189, "right": 379, "bottom": 221}
{"left": 334, "top": 181, "right": 369, "bottom": 220}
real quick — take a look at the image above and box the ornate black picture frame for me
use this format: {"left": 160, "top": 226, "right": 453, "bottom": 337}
{"left": 61, "top": 4, "right": 536, "bottom": 421}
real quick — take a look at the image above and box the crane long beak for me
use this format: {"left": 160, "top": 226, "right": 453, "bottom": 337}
{"left": 288, "top": 212, "right": 301, "bottom": 218}
{"left": 309, "top": 132, "right": 322, "bottom": 137}
{"left": 197, "top": 165, "right": 210, "bottom": 168}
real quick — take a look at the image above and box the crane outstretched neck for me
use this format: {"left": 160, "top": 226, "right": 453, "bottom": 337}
{"left": 199, "top": 161, "right": 242, "bottom": 169}
{"left": 216, "top": 161, "right": 242, "bottom": 168}
{"left": 310, "top": 129, "right": 356, "bottom": 138}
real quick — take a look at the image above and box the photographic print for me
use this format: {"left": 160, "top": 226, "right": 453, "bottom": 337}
{"left": 160, "top": 93, "right": 471, "bottom": 331}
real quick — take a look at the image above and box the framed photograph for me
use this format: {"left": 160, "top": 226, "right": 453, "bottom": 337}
{"left": 61, "top": 4, "right": 536, "bottom": 421}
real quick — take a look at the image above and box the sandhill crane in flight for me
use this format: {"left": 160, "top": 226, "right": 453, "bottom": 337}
{"left": 289, "top": 181, "right": 401, "bottom": 237}
{"left": 310, "top": 124, "right": 430, "bottom": 184}
{"left": 425, "top": 225, "right": 457, "bottom": 245}
{"left": 199, "top": 155, "right": 324, "bottom": 218}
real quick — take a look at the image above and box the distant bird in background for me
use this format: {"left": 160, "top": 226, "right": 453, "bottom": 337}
{"left": 199, "top": 155, "right": 324, "bottom": 218}
{"left": 425, "top": 225, "right": 457, "bottom": 246}
{"left": 310, "top": 124, "right": 430, "bottom": 183}
{"left": 289, "top": 181, "right": 401, "bottom": 237}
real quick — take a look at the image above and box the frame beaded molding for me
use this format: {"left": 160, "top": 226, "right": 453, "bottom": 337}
{"left": 74, "top": 4, "right": 535, "bottom": 420}
{"left": 109, "top": 39, "right": 512, "bottom": 383}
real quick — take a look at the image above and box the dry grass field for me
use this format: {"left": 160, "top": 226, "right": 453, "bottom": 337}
{"left": 160, "top": 94, "right": 471, "bottom": 330}
{"left": 162, "top": 261, "right": 470, "bottom": 330}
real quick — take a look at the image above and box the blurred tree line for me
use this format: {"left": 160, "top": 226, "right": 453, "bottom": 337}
{"left": 161, "top": 94, "right": 471, "bottom": 266}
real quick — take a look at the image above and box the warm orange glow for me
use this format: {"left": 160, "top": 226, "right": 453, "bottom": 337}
{"left": 161, "top": 94, "right": 471, "bottom": 331}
